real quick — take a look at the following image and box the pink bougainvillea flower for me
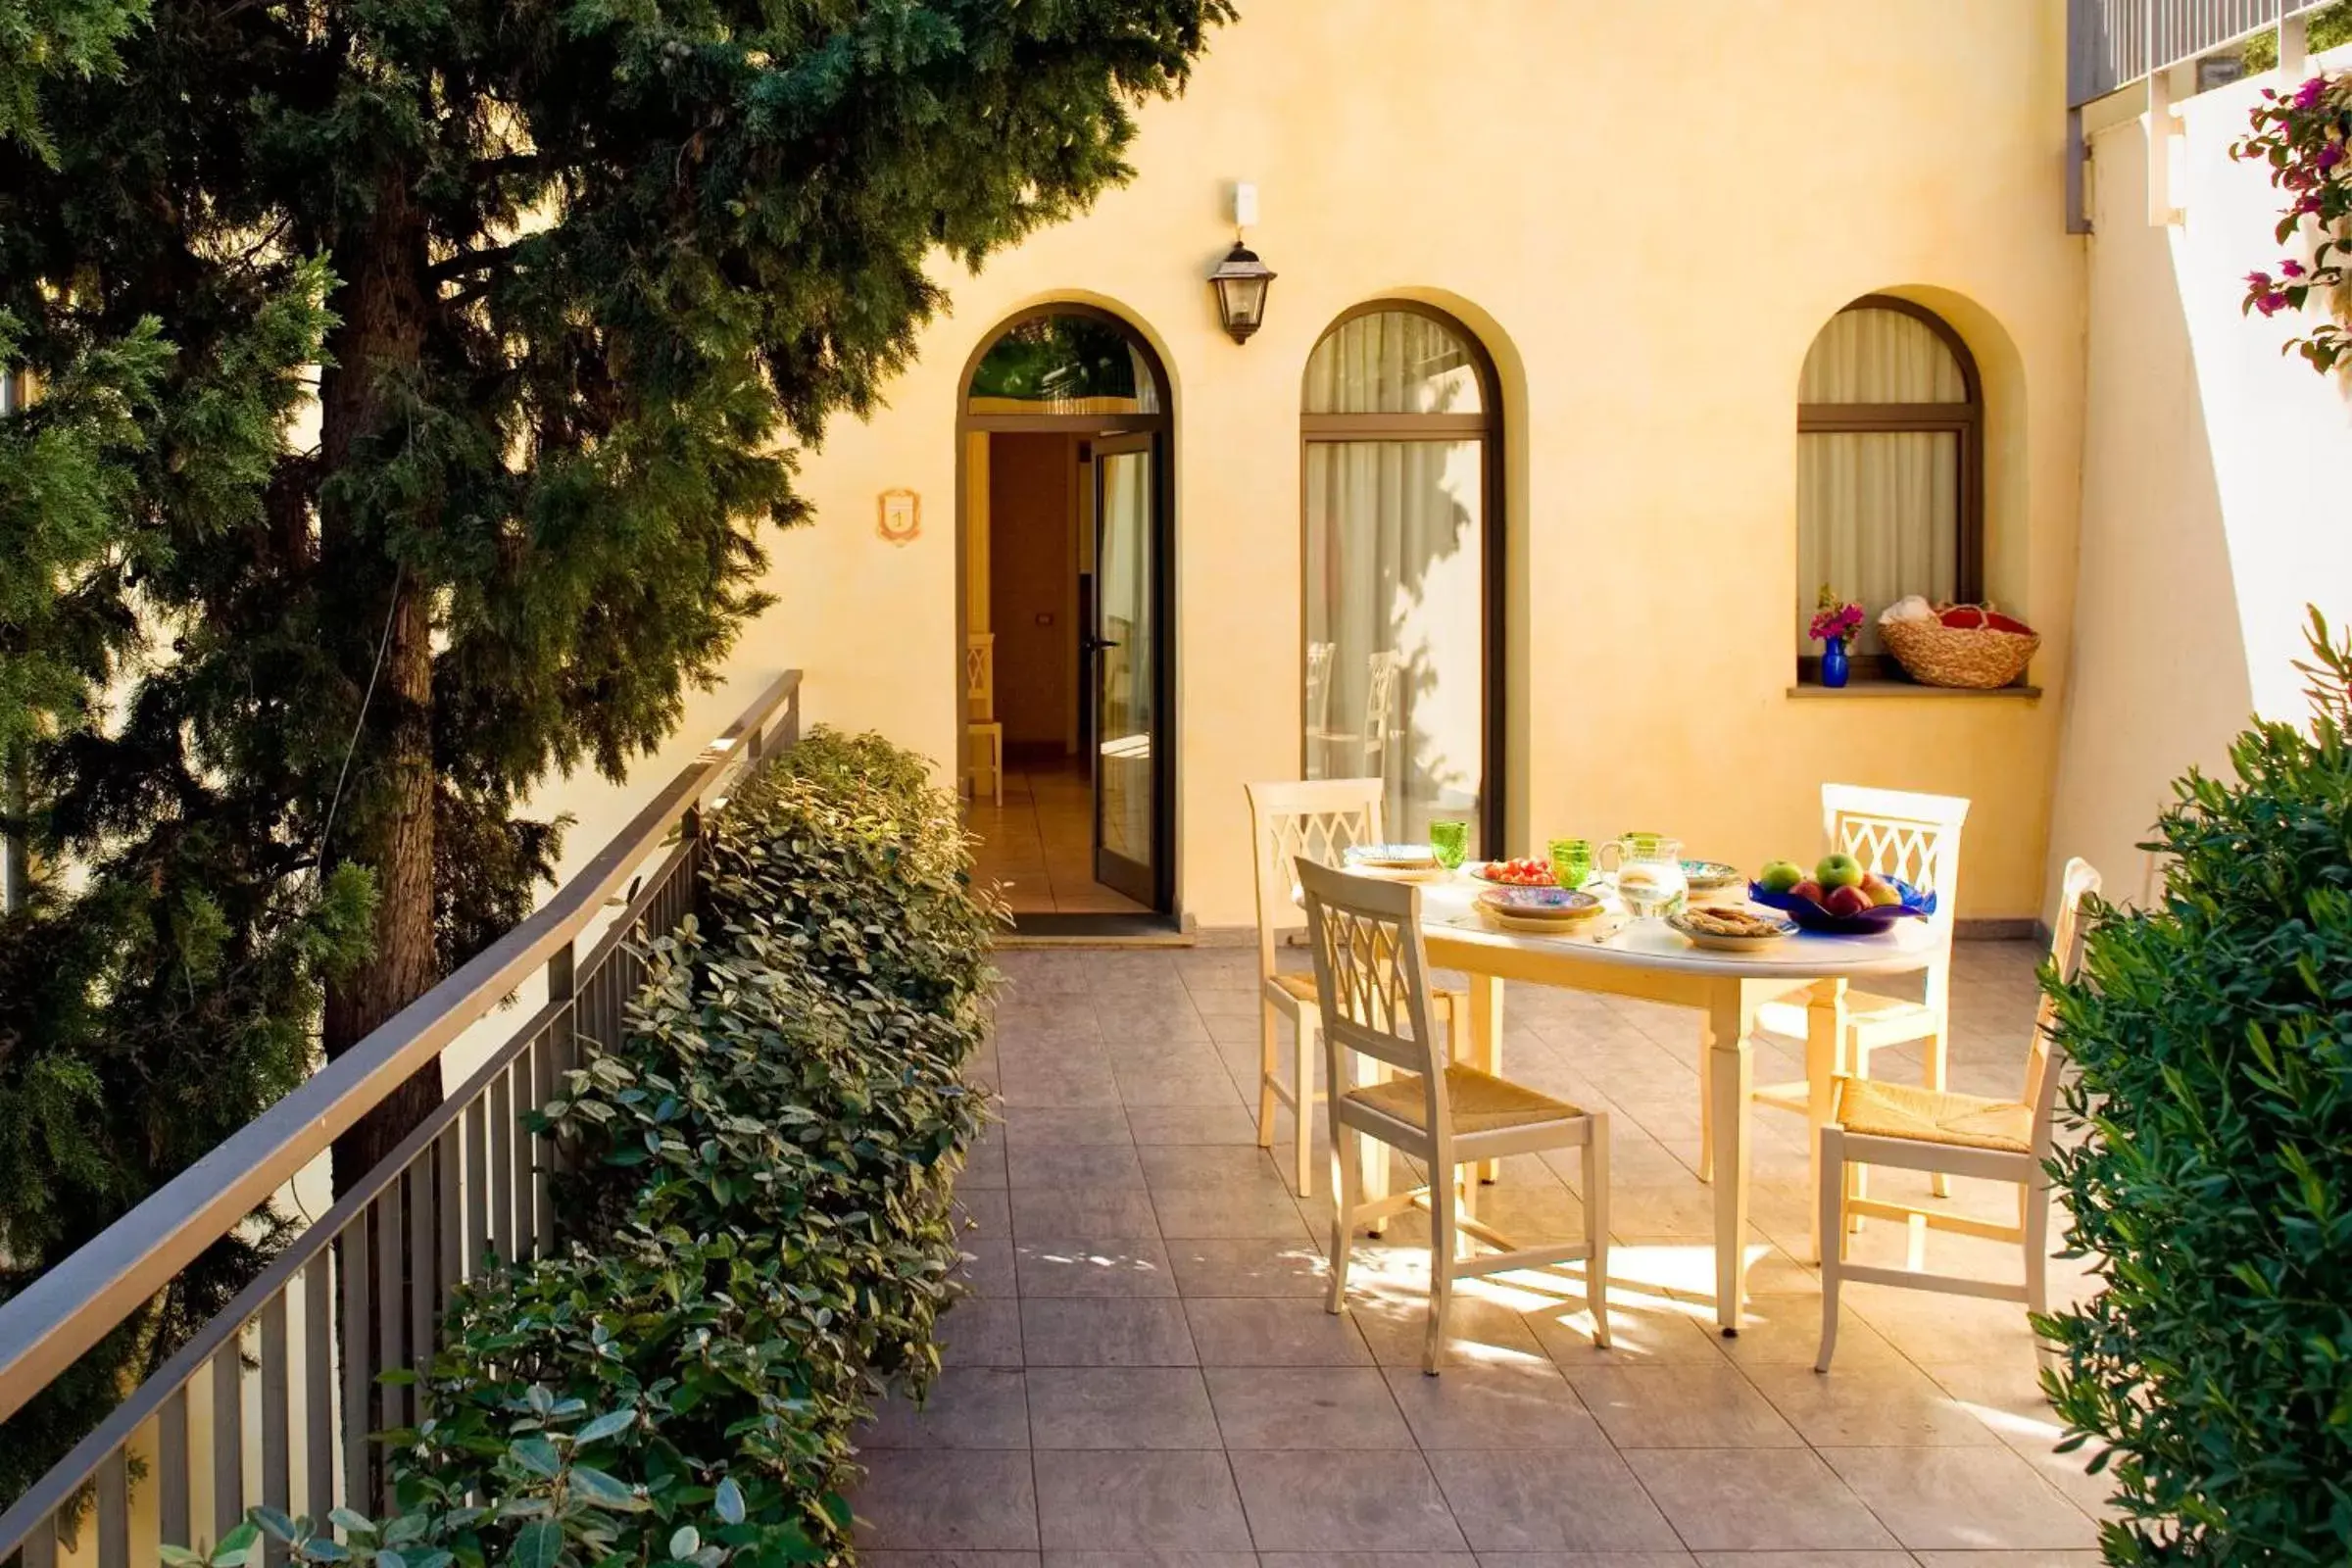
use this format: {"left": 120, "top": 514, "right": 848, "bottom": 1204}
{"left": 2294, "top": 75, "right": 2328, "bottom": 109}
{"left": 2247, "top": 270, "right": 2275, "bottom": 288}
{"left": 2282, "top": 259, "right": 2308, "bottom": 278}
{"left": 2318, "top": 142, "right": 2345, "bottom": 171}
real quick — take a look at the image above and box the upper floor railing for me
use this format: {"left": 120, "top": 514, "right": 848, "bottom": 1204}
{"left": 2070, "top": 0, "right": 2333, "bottom": 105}
{"left": 0, "top": 669, "right": 804, "bottom": 1568}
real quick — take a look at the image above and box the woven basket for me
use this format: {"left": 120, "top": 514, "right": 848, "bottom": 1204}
{"left": 1881, "top": 616, "right": 2039, "bottom": 689}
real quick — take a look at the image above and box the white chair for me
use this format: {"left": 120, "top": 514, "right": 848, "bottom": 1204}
{"left": 1244, "top": 779, "right": 1466, "bottom": 1197}
{"left": 1298, "top": 858, "right": 1611, "bottom": 1373}
{"left": 1724, "top": 786, "right": 1971, "bottom": 1204}
{"left": 1306, "top": 648, "right": 1401, "bottom": 780}
{"left": 965, "top": 632, "right": 1004, "bottom": 808}
{"left": 1816, "top": 857, "right": 2100, "bottom": 1372}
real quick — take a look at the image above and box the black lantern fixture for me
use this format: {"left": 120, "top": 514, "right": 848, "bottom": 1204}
{"left": 1208, "top": 239, "right": 1276, "bottom": 344}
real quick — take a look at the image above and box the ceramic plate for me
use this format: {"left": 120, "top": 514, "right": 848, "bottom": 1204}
{"left": 1476, "top": 885, "right": 1602, "bottom": 920}
{"left": 1667, "top": 907, "right": 1799, "bottom": 951}
{"left": 1345, "top": 842, "right": 1439, "bottom": 870}
{"left": 1680, "top": 859, "right": 1745, "bottom": 892}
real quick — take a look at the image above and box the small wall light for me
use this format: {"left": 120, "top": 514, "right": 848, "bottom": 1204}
{"left": 1209, "top": 180, "right": 1275, "bottom": 344}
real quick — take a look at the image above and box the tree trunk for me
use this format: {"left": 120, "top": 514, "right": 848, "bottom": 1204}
{"left": 318, "top": 172, "right": 443, "bottom": 1199}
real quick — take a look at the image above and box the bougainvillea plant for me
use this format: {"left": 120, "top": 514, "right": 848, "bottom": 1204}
{"left": 1808, "top": 584, "right": 1864, "bottom": 645}
{"left": 2232, "top": 72, "right": 2352, "bottom": 372}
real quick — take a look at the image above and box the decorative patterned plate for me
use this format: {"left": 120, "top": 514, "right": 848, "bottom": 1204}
{"left": 1667, "top": 907, "right": 1799, "bottom": 951}
{"left": 1476, "top": 885, "right": 1602, "bottom": 921}
{"left": 1680, "top": 859, "right": 1745, "bottom": 894}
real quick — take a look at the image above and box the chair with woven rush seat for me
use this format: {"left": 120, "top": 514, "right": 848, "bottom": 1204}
{"left": 1720, "top": 784, "right": 1971, "bottom": 1221}
{"left": 1245, "top": 779, "right": 1467, "bottom": 1196}
{"left": 964, "top": 632, "right": 1004, "bottom": 808}
{"left": 1815, "top": 857, "right": 2100, "bottom": 1372}
{"left": 1298, "top": 858, "right": 1610, "bottom": 1373}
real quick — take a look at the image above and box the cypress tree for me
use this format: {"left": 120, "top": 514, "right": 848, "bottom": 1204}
{"left": 0, "top": 0, "right": 1231, "bottom": 1497}
{"left": 1, "top": 0, "right": 1232, "bottom": 1195}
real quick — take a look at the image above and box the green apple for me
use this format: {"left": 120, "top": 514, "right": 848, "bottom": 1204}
{"left": 1758, "top": 859, "right": 1805, "bottom": 895}
{"left": 1815, "top": 852, "right": 1864, "bottom": 892}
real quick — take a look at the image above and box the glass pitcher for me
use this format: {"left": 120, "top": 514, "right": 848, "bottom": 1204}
{"left": 1600, "top": 832, "right": 1688, "bottom": 918}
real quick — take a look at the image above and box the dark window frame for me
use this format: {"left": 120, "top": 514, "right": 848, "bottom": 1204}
{"left": 1794, "top": 294, "right": 1984, "bottom": 684}
{"left": 1298, "top": 299, "right": 1505, "bottom": 858}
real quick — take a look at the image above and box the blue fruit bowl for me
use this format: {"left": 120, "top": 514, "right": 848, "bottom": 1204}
{"left": 1747, "top": 877, "right": 1936, "bottom": 935}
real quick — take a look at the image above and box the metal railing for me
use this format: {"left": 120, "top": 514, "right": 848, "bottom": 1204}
{"left": 2070, "top": 0, "right": 2333, "bottom": 105}
{"left": 0, "top": 670, "right": 804, "bottom": 1568}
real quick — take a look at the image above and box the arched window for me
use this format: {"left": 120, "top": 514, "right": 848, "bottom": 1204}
{"left": 1301, "top": 303, "right": 1500, "bottom": 849}
{"left": 1795, "top": 296, "right": 1983, "bottom": 675}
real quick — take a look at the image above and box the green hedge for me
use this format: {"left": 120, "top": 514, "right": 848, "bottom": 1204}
{"left": 2042, "top": 617, "right": 2352, "bottom": 1562}
{"left": 176, "top": 729, "right": 1002, "bottom": 1568}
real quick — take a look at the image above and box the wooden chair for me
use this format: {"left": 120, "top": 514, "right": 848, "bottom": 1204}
{"left": 1298, "top": 858, "right": 1611, "bottom": 1373}
{"left": 964, "top": 632, "right": 1004, "bottom": 808}
{"left": 1815, "top": 857, "right": 2100, "bottom": 1372}
{"left": 1245, "top": 779, "right": 1466, "bottom": 1196}
{"left": 1726, "top": 785, "right": 1971, "bottom": 1204}
{"left": 1305, "top": 648, "right": 1401, "bottom": 781}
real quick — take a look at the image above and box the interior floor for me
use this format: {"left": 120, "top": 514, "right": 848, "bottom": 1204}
{"left": 968, "top": 753, "right": 1152, "bottom": 917}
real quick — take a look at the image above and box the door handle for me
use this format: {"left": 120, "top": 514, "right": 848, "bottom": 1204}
{"left": 1084, "top": 635, "right": 1121, "bottom": 653}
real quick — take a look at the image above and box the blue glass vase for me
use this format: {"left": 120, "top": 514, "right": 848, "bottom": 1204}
{"left": 1821, "top": 635, "right": 1850, "bottom": 689}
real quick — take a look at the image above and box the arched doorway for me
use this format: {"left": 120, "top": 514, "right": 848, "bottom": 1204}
{"left": 956, "top": 305, "right": 1174, "bottom": 923}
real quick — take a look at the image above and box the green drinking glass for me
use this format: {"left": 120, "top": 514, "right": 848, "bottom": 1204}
{"left": 1548, "top": 837, "right": 1597, "bottom": 890}
{"left": 1428, "top": 819, "right": 1471, "bottom": 871}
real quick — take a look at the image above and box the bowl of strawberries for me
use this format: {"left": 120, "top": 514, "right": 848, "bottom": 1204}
{"left": 1878, "top": 599, "right": 2039, "bottom": 689}
{"left": 1472, "top": 857, "right": 1556, "bottom": 888}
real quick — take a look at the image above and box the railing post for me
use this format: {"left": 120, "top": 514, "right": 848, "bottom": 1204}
{"left": 545, "top": 939, "right": 576, "bottom": 1192}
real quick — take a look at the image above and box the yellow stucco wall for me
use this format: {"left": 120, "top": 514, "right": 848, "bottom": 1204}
{"left": 2050, "top": 50, "right": 2352, "bottom": 912}
{"left": 542, "top": 0, "right": 2089, "bottom": 928}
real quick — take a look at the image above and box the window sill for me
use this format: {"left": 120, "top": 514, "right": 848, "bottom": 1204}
{"left": 1787, "top": 679, "right": 2041, "bottom": 701}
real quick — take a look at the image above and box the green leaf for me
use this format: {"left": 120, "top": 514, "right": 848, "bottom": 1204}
{"left": 569, "top": 1408, "right": 634, "bottom": 1446}
{"left": 712, "top": 1478, "right": 745, "bottom": 1526}
{"left": 511, "top": 1437, "right": 562, "bottom": 1478}
{"left": 508, "top": 1519, "right": 562, "bottom": 1568}
{"left": 666, "top": 1527, "right": 698, "bottom": 1560}
{"left": 565, "top": 1468, "right": 648, "bottom": 1512}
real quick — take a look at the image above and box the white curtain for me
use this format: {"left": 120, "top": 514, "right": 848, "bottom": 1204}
{"left": 1795, "top": 308, "right": 1967, "bottom": 658}
{"left": 1304, "top": 314, "right": 1483, "bottom": 416}
{"left": 1097, "top": 451, "right": 1152, "bottom": 863}
{"left": 1303, "top": 440, "right": 1484, "bottom": 842}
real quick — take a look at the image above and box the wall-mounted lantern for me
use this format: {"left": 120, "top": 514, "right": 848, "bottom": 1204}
{"left": 1209, "top": 181, "right": 1275, "bottom": 344}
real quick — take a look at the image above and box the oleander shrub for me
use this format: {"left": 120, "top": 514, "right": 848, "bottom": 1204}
{"left": 2041, "top": 613, "right": 2352, "bottom": 1562}
{"left": 173, "top": 729, "right": 1003, "bottom": 1568}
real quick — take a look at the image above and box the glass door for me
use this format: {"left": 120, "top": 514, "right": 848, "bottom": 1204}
{"left": 1089, "top": 434, "right": 1158, "bottom": 906}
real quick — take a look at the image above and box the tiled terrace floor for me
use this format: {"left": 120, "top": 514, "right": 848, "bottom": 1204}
{"left": 851, "top": 941, "right": 2114, "bottom": 1565}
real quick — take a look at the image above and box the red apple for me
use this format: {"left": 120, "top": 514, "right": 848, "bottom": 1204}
{"left": 1824, "top": 884, "right": 1872, "bottom": 917}
{"left": 1788, "top": 879, "right": 1823, "bottom": 906}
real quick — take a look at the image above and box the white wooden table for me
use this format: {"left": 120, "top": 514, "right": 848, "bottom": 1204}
{"left": 1415, "top": 875, "right": 1939, "bottom": 1334}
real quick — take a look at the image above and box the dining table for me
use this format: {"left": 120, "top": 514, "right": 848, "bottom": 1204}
{"left": 1414, "top": 872, "right": 1942, "bottom": 1334}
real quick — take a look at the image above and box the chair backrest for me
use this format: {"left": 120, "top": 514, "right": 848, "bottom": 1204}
{"left": 2026, "top": 857, "right": 2101, "bottom": 1144}
{"left": 1298, "top": 858, "right": 1448, "bottom": 1132}
{"left": 966, "top": 633, "right": 996, "bottom": 720}
{"left": 1305, "top": 641, "right": 1336, "bottom": 735}
{"left": 1823, "top": 784, "right": 1970, "bottom": 923}
{"left": 1244, "top": 778, "right": 1386, "bottom": 979}
{"left": 1361, "top": 650, "right": 1403, "bottom": 772}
